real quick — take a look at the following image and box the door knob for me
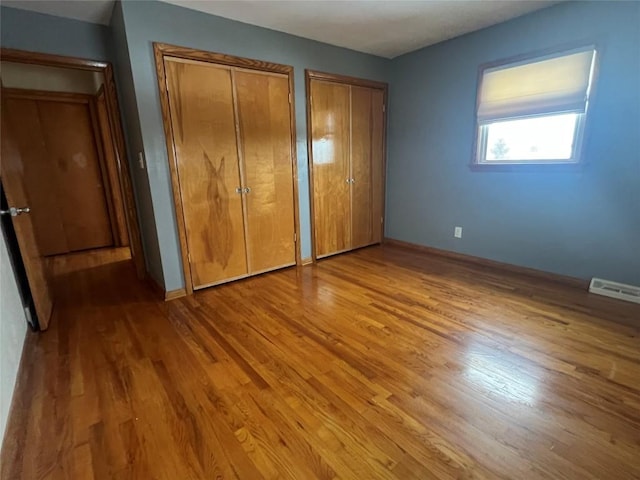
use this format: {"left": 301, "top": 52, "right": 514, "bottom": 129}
{"left": 235, "top": 187, "right": 243, "bottom": 194}
{"left": 243, "top": 187, "right": 251, "bottom": 194}
{"left": 0, "top": 206, "right": 31, "bottom": 217}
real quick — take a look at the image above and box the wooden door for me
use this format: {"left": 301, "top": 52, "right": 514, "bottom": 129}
{"left": 164, "top": 58, "right": 248, "bottom": 288}
{"left": 4, "top": 94, "right": 115, "bottom": 256}
{"left": 37, "top": 99, "right": 114, "bottom": 253}
{"left": 350, "top": 86, "right": 374, "bottom": 248}
{"left": 370, "top": 88, "right": 385, "bottom": 244}
{"left": 95, "top": 87, "right": 129, "bottom": 247}
{"left": 234, "top": 70, "right": 296, "bottom": 273}
{"left": 310, "top": 80, "right": 351, "bottom": 258}
{"left": 1, "top": 104, "right": 54, "bottom": 330}
{"left": 3, "top": 98, "right": 68, "bottom": 255}
{"left": 351, "top": 86, "right": 385, "bottom": 248}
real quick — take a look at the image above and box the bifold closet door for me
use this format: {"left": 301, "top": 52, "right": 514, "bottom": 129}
{"left": 350, "top": 86, "right": 373, "bottom": 249}
{"left": 165, "top": 58, "right": 248, "bottom": 288}
{"left": 369, "top": 88, "right": 385, "bottom": 245}
{"left": 310, "top": 78, "right": 385, "bottom": 259}
{"left": 310, "top": 80, "right": 351, "bottom": 258}
{"left": 234, "top": 71, "right": 296, "bottom": 273}
{"left": 351, "top": 86, "right": 385, "bottom": 248}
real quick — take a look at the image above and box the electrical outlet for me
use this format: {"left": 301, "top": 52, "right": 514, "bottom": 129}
{"left": 454, "top": 226, "right": 463, "bottom": 238}
{"left": 138, "top": 151, "right": 145, "bottom": 169}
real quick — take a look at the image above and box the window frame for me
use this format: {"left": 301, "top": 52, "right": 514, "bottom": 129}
{"left": 470, "top": 43, "right": 599, "bottom": 171}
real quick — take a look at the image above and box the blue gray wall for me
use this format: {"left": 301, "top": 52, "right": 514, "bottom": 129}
{"left": 110, "top": 3, "right": 164, "bottom": 285}
{"left": 116, "top": 0, "right": 389, "bottom": 291}
{"left": 386, "top": 1, "right": 640, "bottom": 285}
{"left": 0, "top": 6, "right": 112, "bottom": 61}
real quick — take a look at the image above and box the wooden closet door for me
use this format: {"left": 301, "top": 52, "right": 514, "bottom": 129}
{"left": 370, "top": 88, "right": 385, "bottom": 244}
{"left": 310, "top": 80, "right": 351, "bottom": 258}
{"left": 234, "top": 70, "right": 296, "bottom": 273}
{"left": 165, "top": 58, "right": 247, "bottom": 288}
{"left": 350, "top": 86, "right": 374, "bottom": 248}
{"left": 38, "top": 100, "right": 114, "bottom": 253}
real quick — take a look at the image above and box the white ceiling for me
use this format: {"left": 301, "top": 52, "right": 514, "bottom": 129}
{"left": 3, "top": 0, "right": 559, "bottom": 58}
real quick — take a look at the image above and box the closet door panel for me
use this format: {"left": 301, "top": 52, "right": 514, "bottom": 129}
{"left": 311, "top": 80, "right": 351, "bottom": 257}
{"left": 350, "top": 86, "right": 374, "bottom": 248}
{"left": 165, "top": 59, "right": 247, "bottom": 288}
{"left": 235, "top": 71, "right": 296, "bottom": 273}
{"left": 38, "top": 100, "right": 114, "bottom": 252}
{"left": 370, "top": 88, "right": 385, "bottom": 244}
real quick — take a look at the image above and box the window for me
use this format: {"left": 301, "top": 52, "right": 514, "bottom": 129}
{"left": 474, "top": 46, "right": 597, "bottom": 166}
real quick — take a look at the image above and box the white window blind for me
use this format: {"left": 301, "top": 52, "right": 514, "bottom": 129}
{"left": 477, "top": 48, "right": 596, "bottom": 122}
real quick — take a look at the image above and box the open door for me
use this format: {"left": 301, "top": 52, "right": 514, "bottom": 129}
{"left": 1, "top": 101, "right": 54, "bottom": 330}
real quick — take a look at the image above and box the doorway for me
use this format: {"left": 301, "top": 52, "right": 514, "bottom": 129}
{"left": 0, "top": 48, "right": 145, "bottom": 330}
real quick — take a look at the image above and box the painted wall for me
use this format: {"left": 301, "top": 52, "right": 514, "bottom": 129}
{"left": 117, "top": 0, "right": 389, "bottom": 291}
{"left": 386, "top": 1, "right": 640, "bottom": 284}
{"left": 0, "top": 6, "right": 112, "bottom": 61}
{"left": 110, "top": 3, "right": 164, "bottom": 285}
{"left": 0, "top": 232, "right": 27, "bottom": 443}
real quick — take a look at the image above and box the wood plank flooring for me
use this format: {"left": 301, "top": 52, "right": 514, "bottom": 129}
{"left": 2, "top": 245, "right": 639, "bottom": 479}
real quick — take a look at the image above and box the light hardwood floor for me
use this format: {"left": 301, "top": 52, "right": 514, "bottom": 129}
{"left": 2, "top": 245, "right": 639, "bottom": 479}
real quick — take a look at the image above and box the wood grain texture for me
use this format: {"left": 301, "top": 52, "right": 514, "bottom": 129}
{"left": 155, "top": 43, "right": 293, "bottom": 75}
{"left": 4, "top": 91, "right": 121, "bottom": 256}
{"left": 3, "top": 97, "right": 69, "bottom": 255}
{"left": 370, "top": 88, "right": 385, "bottom": 244}
{"left": 88, "top": 98, "right": 120, "bottom": 247}
{"left": 0, "top": 48, "right": 108, "bottom": 71}
{"left": 310, "top": 80, "right": 351, "bottom": 258}
{"left": 155, "top": 44, "right": 301, "bottom": 293}
{"left": 307, "top": 69, "right": 388, "bottom": 90}
{"left": 101, "top": 63, "right": 146, "bottom": 279}
{"left": 95, "top": 87, "right": 129, "bottom": 247}
{"left": 350, "top": 85, "right": 373, "bottom": 248}
{"left": 165, "top": 58, "right": 248, "bottom": 288}
{"left": 37, "top": 99, "right": 114, "bottom": 252}
{"left": 308, "top": 74, "right": 387, "bottom": 260}
{"left": 2, "top": 244, "right": 639, "bottom": 478}
{"left": 235, "top": 70, "right": 296, "bottom": 273}
{"left": 0, "top": 101, "right": 54, "bottom": 330}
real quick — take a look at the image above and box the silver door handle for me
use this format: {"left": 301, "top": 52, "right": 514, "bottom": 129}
{"left": 0, "top": 206, "right": 30, "bottom": 217}
{"left": 235, "top": 187, "right": 243, "bottom": 194}
{"left": 351, "top": 178, "right": 355, "bottom": 183}
{"left": 243, "top": 187, "right": 251, "bottom": 194}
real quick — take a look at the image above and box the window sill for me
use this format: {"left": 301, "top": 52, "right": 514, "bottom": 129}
{"left": 469, "top": 161, "right": 585, "bottom": 173}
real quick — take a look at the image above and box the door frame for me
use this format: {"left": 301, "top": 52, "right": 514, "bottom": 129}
{"left": 305, "top": 70, "right": 389, "bottom": 262}
{"left": 1, "top": 48, "right": 146, "bottom": 279}
{"left": 153, "top": 42, "right": 302, "bottom": 295}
